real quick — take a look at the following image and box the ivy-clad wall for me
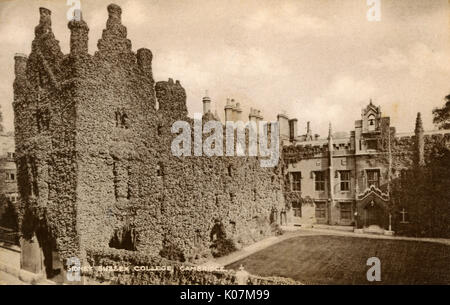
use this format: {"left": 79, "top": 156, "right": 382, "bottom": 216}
{"left": 13, "top": 4, "right": 285, "bottom": 272}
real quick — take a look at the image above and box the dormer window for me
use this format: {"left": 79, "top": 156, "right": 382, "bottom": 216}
{"left": 368, "top": 114, "right": 375, "bottom": 131}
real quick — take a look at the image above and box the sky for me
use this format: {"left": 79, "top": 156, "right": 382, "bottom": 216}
{"left": 0, "top": 0, "right": 448, "bottom": 137}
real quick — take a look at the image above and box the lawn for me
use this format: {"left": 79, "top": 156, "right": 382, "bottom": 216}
{"left": 226, "top": 235, "right": 450, "bottom": 284}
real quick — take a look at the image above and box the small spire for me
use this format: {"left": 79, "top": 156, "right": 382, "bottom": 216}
{"left": 415, "top": 112, "right": 424, "bottom": 133}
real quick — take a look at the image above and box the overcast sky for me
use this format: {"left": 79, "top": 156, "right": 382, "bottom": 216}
{"left": 0, "top": 0, "right": 448, "bottom": 137}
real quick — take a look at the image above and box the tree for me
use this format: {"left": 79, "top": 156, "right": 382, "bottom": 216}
{"left": 390, "top": 142, "right": 450, "bottom": 238}
{"left": 432, "top": 94, "right": 450, "bottom": 130}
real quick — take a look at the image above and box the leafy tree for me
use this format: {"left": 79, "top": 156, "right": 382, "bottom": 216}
{"left": 432, "top": 94, "right": 450, "bottom": 130}
{"left": 390, "top": 142, "right": 450, "bottom": 238}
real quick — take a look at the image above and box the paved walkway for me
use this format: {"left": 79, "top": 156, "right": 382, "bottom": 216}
{"left": 0, "top": 246, "right": 20, "bottom": 269}
{"left": 0, "top": 270, "right": 27, "bottom": 285}
{"left": 200, "top": 230, "right": 321, "bottom": 268}
{"left": 294, "top": 225, "right": 450, "bottom": 246}
{"left": 201, "top": 226, "right": 450, "bottom": 268}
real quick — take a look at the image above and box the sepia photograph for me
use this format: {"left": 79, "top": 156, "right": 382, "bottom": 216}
{"left": 0, "top": 0, "right": 449, "bottom": 294}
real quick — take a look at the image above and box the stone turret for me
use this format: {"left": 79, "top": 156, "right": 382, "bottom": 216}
{"left": 137, "top": 48, "right": 154, "bottom": 82}
{"left": 28, "top": 7, "right": 63, "bottom": 90}
{"left": 13, "top": 53, "right": 28, "bottom": 90}
{"left": 34, "top": 7, "right": 52, "bottom": 37}
{"left": 97, "top": 4, "right": 132, "bottom": 58}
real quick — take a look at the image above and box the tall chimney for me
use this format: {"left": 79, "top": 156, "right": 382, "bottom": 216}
{"left": 202, "top": 91, "right": 211, "bottom": 114}
{"left": 68, "top": 9, "right": 89, "bottom": 55}
{"left": 224, "top": 98, "right": 233, "bottom": 122}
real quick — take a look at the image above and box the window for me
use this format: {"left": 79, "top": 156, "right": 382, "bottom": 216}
{"left": 340, "top": 171, "right": 351, "bottom": 191}
{"left": 368, "top": 114, "right": 375, "bottom": 131}
{"left": 7, "top": 194, "right": 18, "bottom": 203}
{"left": 367, "top": 139, "right": 377, "bottom": 150}
{"left": 315, "top": 202, "right": 326, "bottom": 218}
{"left": 115, "top": 109, "right": 129, "bottom": 129}
{"left": 36, "top": 108, "right": 50, "bottom": 132}
{"left": 5, "top": 172, "right": 15, "bottom": 181}
{"left": 340, "top": 202, "right": 352, "bottom": 220}
{"left": 291, "top": 172, "right": 302, "bottom": 191}
{"left": 156, "top": 163, "right": 163, "bottom": 177}
{"left": 7, "top": 152, "right": 15, "bottom": 160}
{"left": 314, "top": 171, "right": 325, "bottom": 191}
{"left": 366, "top": 169, "right": 380, "bottom": 188}
{"left": 292, "top": 201, "right": 302, "bottom": 217}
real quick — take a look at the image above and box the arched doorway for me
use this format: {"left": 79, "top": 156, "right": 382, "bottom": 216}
{"left": 20, "top": 210, "right": 61, "bottom": 280}
{"left": 356, "top": 186, "right": 389, "bottom": 230}
{"left": 365, "top": 201, "right": 384, "bottom": 227}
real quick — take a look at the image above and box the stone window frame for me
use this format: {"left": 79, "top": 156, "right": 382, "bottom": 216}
{"left": 291, "top": 171, "right": 302, "bottom": 192}
{"left": 5, "top": 171, "right": 16, "bottom": 182}
{"left": 368, "top": 114, "right": 376, "bottom": 131}
{"left": 366, "top": 139, "right": 378, "bottom": 150}
{"left": 340, "top": 202, "right": 352, "bottom": 220}
{"left": 292, "top": 200, "right": 302, "bottom": 217}
{"left": 115, "top": 109, "right": 129, "bottom": 129}
{"left": 339, "top": 170, "right": 351, "bottom": 192}
{"left": 366, "top": 168, "right": 381, "bottom": 189}
{"left": 6, "top": 193, "right": 18, "bottom": 203}
{"left": 313, "top": 171, "right": 325, "bottom": 192}
{"left": 315, "top": 201, "right": 326, "bottom": 219}
{"left": 7, "top": 152, "right": 15, "bottom": 160}
{"left": 156, "top": 162, "right": 164, "bottom": 177}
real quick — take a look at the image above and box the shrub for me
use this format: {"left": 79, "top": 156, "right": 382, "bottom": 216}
{"left": 271, "top": 223, "right": 284, "bottom": 236}
{"left": 159, "top": 239, "right": 186, "bottom": 262}
{"left": 210, "top": 238, "right": 237, "bottom": 258}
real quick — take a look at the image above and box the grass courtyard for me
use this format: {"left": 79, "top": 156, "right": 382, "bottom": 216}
{"left": 226, "top": 235, "right": 450, "bottom": 285}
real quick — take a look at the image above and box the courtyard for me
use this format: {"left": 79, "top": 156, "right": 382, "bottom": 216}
{"left": 226, "top": 234, "right": 450, "bottom": 285}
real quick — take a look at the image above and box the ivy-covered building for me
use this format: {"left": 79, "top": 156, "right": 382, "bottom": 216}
{"left": 281, "top": 101, "right": 450, "bottom": 233}
{"left": 0, "top": 132, "right": 18, "bottom": 207}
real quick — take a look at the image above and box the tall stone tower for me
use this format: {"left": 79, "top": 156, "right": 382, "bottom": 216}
{"left": 13, "top": 4, "right": 284, "bottom": 280}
